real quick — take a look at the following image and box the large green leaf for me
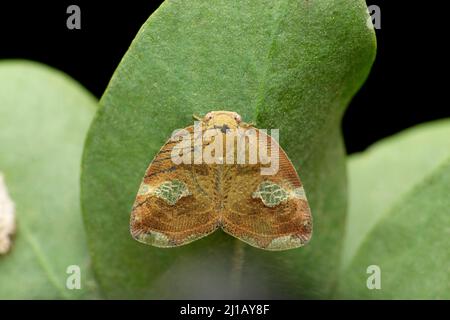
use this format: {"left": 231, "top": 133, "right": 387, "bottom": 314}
{"left": 0, "top": 60, "right": 98, "bottom": 299}
{"left": 338, "top": 119, "right": 450, "bottom": 298}
{"left": 82, "top": 0, "right": 376, "bottom": 298}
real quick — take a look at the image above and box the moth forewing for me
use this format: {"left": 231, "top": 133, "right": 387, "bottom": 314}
{"left": 130, "top": 111, "right": 312, "bottom": 250}
{"left": 130, "top": 125, "right": 219, "bottom": 247}
{"left": 221, "top": 127, "right": 312, "bottom": 250}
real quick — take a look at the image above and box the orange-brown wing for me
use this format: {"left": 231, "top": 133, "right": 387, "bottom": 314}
{"left": 221, "top": 128, "right": 312, "bottom": 250}
{"left": 130, "top": 126, "right": 219, "bottom": 247}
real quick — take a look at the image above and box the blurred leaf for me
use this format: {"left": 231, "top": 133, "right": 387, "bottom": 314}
{"left": 0, "top": 61, "right": 99, "bottom": 299}
{"left": 82, "top": 0, "right": 376, "bottom": 298}
{"left": 338, "top": 119, "right": 450, "bottom": 298}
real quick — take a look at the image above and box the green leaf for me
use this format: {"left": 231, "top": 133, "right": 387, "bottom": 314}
{"left": 338, "top": 119, "right": 450, "bottom": 298}
{"left": 82, "top": 0, "right": 376, "bottom": 298}
{"left": 0, "top": 60, "right": 99, "bottom": 299}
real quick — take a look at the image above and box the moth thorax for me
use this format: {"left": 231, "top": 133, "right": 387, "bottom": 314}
{"left": 203, "top": 111, "right": 241, "bottom": 130}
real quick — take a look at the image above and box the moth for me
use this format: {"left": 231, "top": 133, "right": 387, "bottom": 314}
{"left": 130, "top": 111, "right": 312, "bottom": 250}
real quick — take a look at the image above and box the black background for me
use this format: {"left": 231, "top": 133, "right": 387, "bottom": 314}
{"left": 0, "top": 1, "right": 446, "bottom": 154}
{"left": 0, "top": 299, "right": 447, "bottom": 318}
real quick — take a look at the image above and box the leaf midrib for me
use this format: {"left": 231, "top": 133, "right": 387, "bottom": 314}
{"left": 253, "top": 0, "right": 289, "bottom": 122}
{"left": 237, "top": 0, "right": 290, "bottom": 281}
{"left": 21, "top": 221, "right": 70, "bottom": 299}
{"left": 344, "top": 155, "right": 450, "bottom": 271}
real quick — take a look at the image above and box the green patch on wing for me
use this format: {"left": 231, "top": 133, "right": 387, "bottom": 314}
{"left": 81, "top": 0, "right": 376, "bottom": 299}
{"left": 252, "top": 181, "right": 288, "bottom": 207}
{"left": 154, "top": 180, "right": 191, "bottom": 205}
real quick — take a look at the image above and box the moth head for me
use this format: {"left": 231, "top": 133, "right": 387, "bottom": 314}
{"left": 203, "top": 111, "right": 242, "bottom": 130}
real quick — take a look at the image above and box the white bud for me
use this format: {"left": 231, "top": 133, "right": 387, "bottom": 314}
{"left": 0, "top": 173, "right": 16, "bottom": 255}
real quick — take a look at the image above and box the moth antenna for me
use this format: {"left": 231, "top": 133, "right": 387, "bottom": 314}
{"left": 192, "top": 114, "right": 203, "bottom": 121}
